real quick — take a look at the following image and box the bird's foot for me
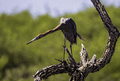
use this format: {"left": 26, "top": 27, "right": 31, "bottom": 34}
{"left": 62, "top": 45, "right": 66, "bottom": 48}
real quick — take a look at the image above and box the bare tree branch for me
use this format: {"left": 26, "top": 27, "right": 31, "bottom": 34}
{"left": 33, "top": 0, "right": 120, "bottom": 81}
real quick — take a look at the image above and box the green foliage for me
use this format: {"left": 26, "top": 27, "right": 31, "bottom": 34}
{"left": 0, "top": 6, "right": 120, "bottom": 81}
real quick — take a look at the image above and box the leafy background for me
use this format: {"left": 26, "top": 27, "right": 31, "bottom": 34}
{"left": 0, "top": 6, "right": 120, "bottom": 81}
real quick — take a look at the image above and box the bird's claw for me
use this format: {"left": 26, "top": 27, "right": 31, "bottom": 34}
{"left": 62, "top": 45, "right": 66, "bottom": 49}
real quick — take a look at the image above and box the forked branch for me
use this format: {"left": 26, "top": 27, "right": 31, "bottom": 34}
{"left": 33, "top": 0, "right": 120, "bottom": 81}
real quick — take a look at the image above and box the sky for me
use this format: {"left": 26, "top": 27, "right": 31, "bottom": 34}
{"left": 0, "top": 0, "right": 120, "bottom": 17}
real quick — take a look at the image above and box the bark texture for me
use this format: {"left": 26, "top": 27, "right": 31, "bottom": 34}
{"left": 33, "top": 0, "right": 120, "bottom": 81}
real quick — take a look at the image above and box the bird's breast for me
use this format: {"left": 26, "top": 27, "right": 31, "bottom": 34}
{"left": 62, "top": 30, "right": 76, "bottom": 44}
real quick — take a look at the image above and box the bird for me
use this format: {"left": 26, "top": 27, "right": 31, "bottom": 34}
{"left": 26, "top": 17, "right": 85, "bottom": 60}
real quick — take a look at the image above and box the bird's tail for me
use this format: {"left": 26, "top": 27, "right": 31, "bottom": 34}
{"left": 77, "top": 33, "right": 85, "bottom": 41}
{"left": 26, "top": 24, "right": 62, "bottom": 45}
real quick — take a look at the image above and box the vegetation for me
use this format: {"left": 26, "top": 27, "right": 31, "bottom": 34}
{"left": 0, "top": 6, "right": 120, "bottom": 81}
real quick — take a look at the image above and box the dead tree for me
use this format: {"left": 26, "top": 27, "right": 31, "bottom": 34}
{"left": 33, "top": 0, "right": 120, "bottom": 81}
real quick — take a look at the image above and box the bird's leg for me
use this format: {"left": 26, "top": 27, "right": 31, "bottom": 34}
{"left": 70, "top": 44, "right": 72, "bottom": 56}
{"left": 63, "top": 36, "right": 66, "bottom": 60}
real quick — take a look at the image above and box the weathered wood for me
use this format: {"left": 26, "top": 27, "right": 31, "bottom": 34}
{"left": 33, "top": 0, "right": 120, "bottom": 81}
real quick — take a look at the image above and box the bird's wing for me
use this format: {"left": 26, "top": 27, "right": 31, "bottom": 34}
{"left": 69, "top": 18, "right": 77, "bottom": 38}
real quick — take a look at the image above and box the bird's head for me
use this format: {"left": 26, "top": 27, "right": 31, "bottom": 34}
{"left": 59, "top": 17, "right": 71, "bottom": 24}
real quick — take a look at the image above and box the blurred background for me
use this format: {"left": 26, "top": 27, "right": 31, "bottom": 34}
{"left": 0, "top": 0, "right": 120, "bottom": 81}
